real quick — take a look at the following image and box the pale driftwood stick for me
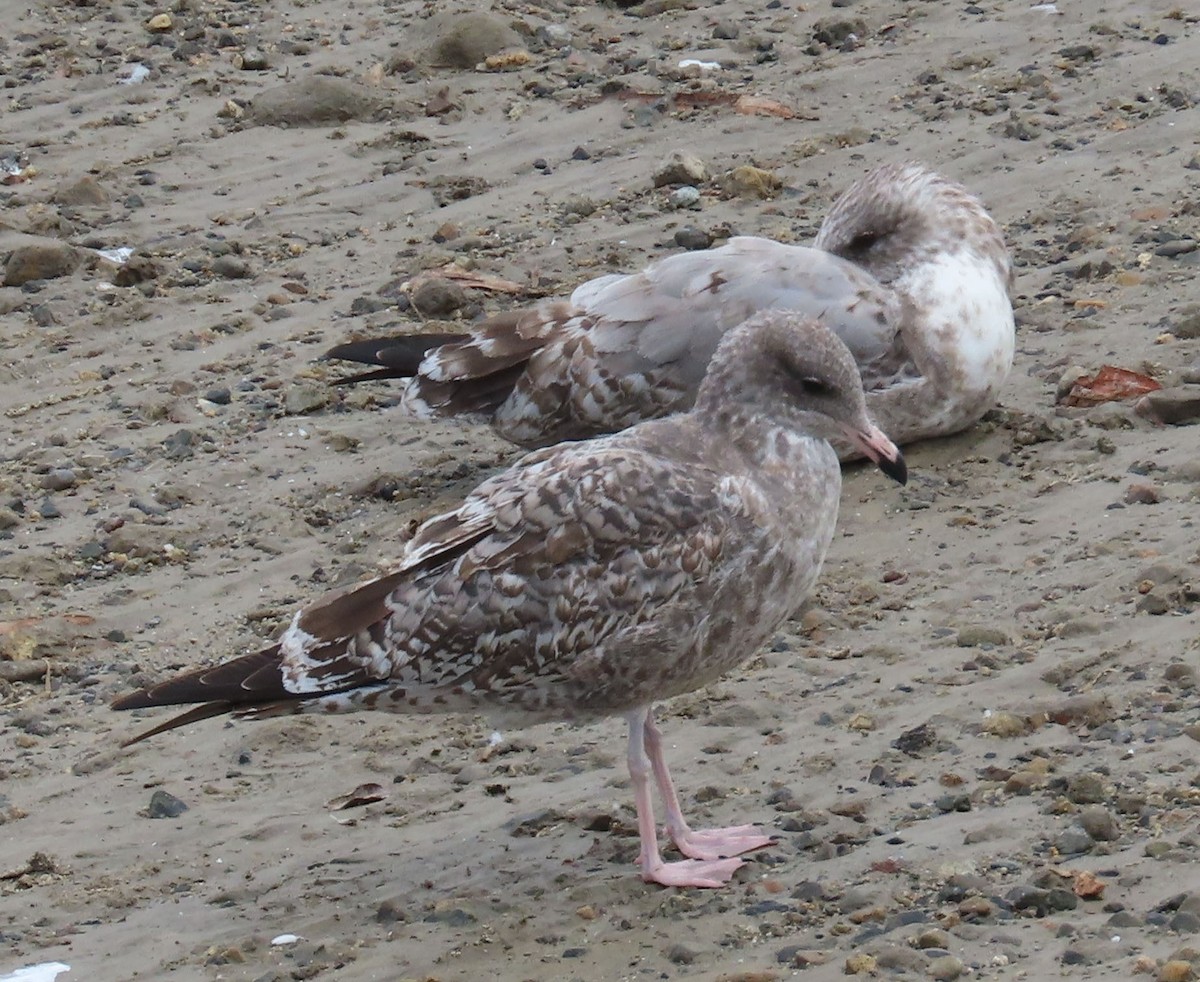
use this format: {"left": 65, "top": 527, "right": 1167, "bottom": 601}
{"left": 0, "top": 660, "right": 51, "bottom": 684}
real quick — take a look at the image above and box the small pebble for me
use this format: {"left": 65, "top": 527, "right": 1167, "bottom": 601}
{"left": 669, "top": 185, "right": 701, "bottom": 209}
{"left": 653, "top": 150, "right": 708, "bottom": 187}
{"left": 674, "top": 227, "right": 712, "bottom": 250}
{"left": 1066, "top": 772, "right": 1107, "bottom": 804}
{"left": 665, "top": 944, "right": 696, "bottom": 965}
{"left": 1056, "top": 825, "right": 1095, "bottom": 855}
{"left": 211, "top": 255, "right": 251, "bottom": 280}
{"left": 927, "top": 954, "right": 965, "bottom": 981}
{"left": 1079, "top": 805, "right": 1120, "bottom": 842}
{"left": 410, "top": 278, "right": 466, "bottom": 316}
{"left": 40, "top": 468, "right": 76, "bottom": 491}
{"left": 147, "top": 789, "right": 188, "bottom": 819}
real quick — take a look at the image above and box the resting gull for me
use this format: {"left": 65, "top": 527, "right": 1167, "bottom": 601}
{"left": 326, "top": 162, "right": 1014, "bottom": 454}
{"left": 114, "top": 311, "right": 907, "bottom": 888}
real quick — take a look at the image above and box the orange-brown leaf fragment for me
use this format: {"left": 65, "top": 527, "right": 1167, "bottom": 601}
{"left": 1073, "top": 870, "right": 1105, "bottom": 898}
{"left": 1063, "top": 366, "right": 1161, "bottom": 406}
{"left": 733, "top": 94, "right": 798, "bottom": 118}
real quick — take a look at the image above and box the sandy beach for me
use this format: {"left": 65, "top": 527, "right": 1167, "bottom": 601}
{"left": 2, "top": 0, "right": 1199, "bottom": 979}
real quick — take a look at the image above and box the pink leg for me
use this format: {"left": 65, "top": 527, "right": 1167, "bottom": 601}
{"left": 625, "top": 708, "right": 744, "bottom": 887}
{"left": 643, "top": 709, "right": 774, "bottom": 861}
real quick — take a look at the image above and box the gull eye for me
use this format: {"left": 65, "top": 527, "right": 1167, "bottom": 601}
{"left": 843, "top": 230, "right": 881, "bottom": 256}
{"left": 796, "top": 376, "right": 834, "bottom": 399}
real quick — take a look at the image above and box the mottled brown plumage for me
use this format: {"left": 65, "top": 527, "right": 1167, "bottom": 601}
{"left": 326, "top": 162, "right": 1014, "bottom": 453}
{"left": 115, "top": 311, "right": 907, "bottom": 888}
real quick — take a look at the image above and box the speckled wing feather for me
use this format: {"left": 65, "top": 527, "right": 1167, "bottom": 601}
{"left": 402, "top": 240, "right": 900, "bottom": 445}
{"left": 286, "top": 436, "right": 771, "bottom": 718}
{"left": 115, "top": 431, "right": 782, "bottom": 735}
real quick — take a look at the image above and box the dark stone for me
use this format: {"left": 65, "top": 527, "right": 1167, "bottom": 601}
{"left": 893, "top": 722, "right": 937, "bottom": 756}
{"left": 674, "top": 226, "right": 712, "bottom": 250}
{"left": 162, "top": 429, "right": 198, "bottom": 460}
{"left": 1137, "top": 386, "right": 1200, "bottom": 425}
{"left": 1008, "top": 885, "right": 1053, "bottom": 916}
{"left": 423, "top": 907, "right": 476, "bottom": 926}
{"left": 211, "top": 255, "right": 251, "bottom": 280}
{"left": 1169, "top": 911, "right": 1200, "bottom": 933}
{"left": 349, "top": 295, "right": 393, "bottom": 315}
{"left": 79, "top": 540, "right": 105, "bottom": 560}
{"left": 4, "top": 243, "right": 81, "bottom": 286}
{"left": 666, "top": 944, "right": 696, "bottom": 965}
{"left": 148, "top": 789, "right": 188, "bottom": 819}
{"left": 410, "top": 277, "right": 467, "bottom": 316}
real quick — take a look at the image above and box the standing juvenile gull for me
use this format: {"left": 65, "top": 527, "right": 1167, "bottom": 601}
{"left": 326, "top": 162, "right": 1014, "bottom": 455}
{"left": 114, "top": 311, "right": 907, "bottom": 889}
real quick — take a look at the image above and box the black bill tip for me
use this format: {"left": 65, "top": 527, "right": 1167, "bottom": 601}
{"left": 878, "top": 450, "right": 907, "bottom": 486}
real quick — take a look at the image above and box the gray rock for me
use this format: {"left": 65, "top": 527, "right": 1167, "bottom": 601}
{"left": 1171, "top": 306, "right": 1200, "bottom": 339}
{"left": 162, "top": 428, "right": 198, "bottom": 460}
{"left": 51, "top": 175, "right": 109, "bottom": 207}
{"left": 1168, "top": 911, "right": 1200, "bottom": 934}
{"left": 665, "top": 944, "right": 696, "bottom": 964}
{"left": 249, "top": 75, "right": 384, "bottom": 127}
{"left": 561, "top": 195, "right": 597, "bottom": 217}
{"left": 1136, "top": 386, "right": 1200, "bottom": 425}
{"left": 4, "top": 243, "right": 81, "bottom": 286}
{"left": 423, "top": 12, "right": 525, "bottom": 68}
{"left": 105, "top": 524, "right": 181, "bottom": 559}
{"left": 375, "top": 900, "right": 405, "bottom": 924}
{"left": 1079, "top": 804, "right": 1120, "bottom": 841}
{"left": 237, "top": 48, "right": 270, "bottom": 71}
{"left": 410, "top": 277, "right": 466, "bottom": 316}
{"left": 1154, "top": 239, "right": 1198, "bottom": 257}
{"left": 285, "top": 383, "right": 331, "bottom": 415}
{"left": 653, "top": 150, "right": 709, "bottom": 187}
{"left": 674, "top": 226, "right": 712, "bottom": 250}
{"left": 871, "top": 947, "right": 926, "bottom": 972}
{"left": 1066, "top": 772, "right": 1107, "bottom": 804}
{"left": 148, "top": 789, "right": 188, "bottom": 819}
{"left": 914, "top": 928, "right": 952, "bottom": 949}
{"left": 211, "top": 255, "right": 251, "bottom": 280}
{"left": 1056, "top": 365, "right": 1089, "bottom": 402}
{"left": 1008, "top": 878, "right": 1056, "bottom": 912}
{"left": 955, "top": 625, "right": 1008, "bottom": 647}
{"left": 1056, "top": 825, "right": 1094, "bottom": 854}
{"left": 79, "top": 540, "right": 104, "bottom": 560}
{"left": 927, "top": 954, "right": 965, "bottom": 980}
{"left": 1047, "top": 888, "right": 1078, "bottom": 912}
{"left": 423, "top": 906, "right": 476, "bottom": 926}
{"left": 668, "top": 186, "right": 701, "bottom": 209}
{"left": 40, "top": 468, "right": 76, "bottom": 492}
{"left": 536, "top": 24, "right": 572, "bottom": 47}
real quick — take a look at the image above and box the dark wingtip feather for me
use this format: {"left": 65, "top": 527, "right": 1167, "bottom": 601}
{"left": 113, "top": 646, "right": 288, "bottom": 712}
{"left": 118, "top": 702, "right": 237, "bottom": 747}
{"left": 324, "top": 333, "right": 469, "bottom": 380}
